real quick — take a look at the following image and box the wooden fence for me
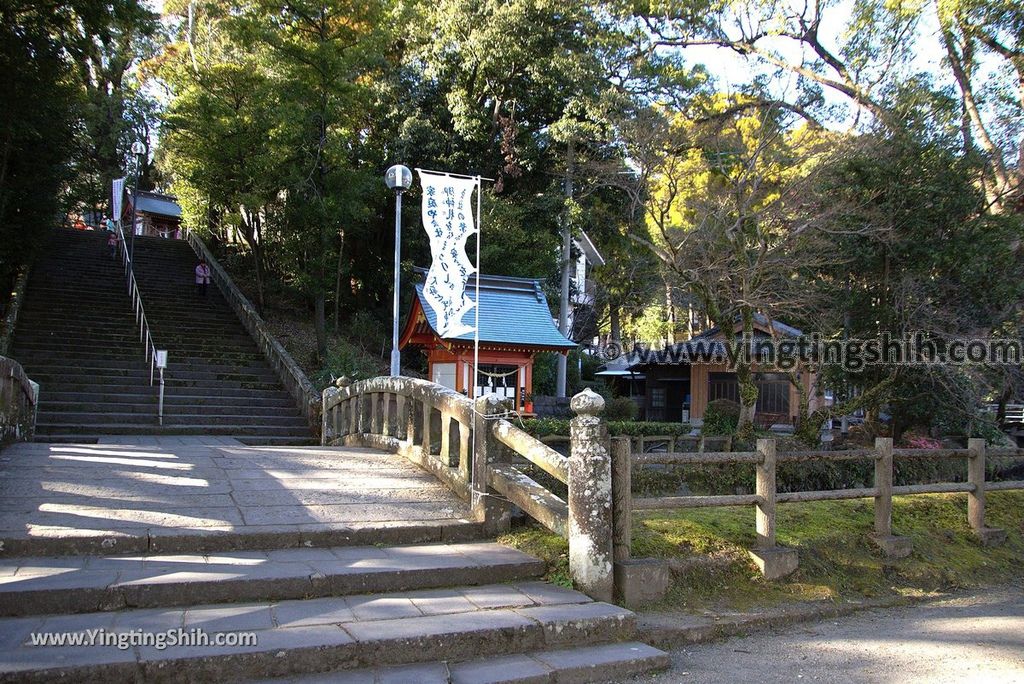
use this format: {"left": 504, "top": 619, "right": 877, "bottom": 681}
{"left": 612, "top": 437, "right": 1024, "bottom": 579}
{"left": 324, "top": 379, "right": 1024, "bottom": 602}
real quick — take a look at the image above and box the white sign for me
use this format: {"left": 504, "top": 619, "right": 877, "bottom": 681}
{"left": 418, "top": 170, "right": 478, "bottom": 338}
{"left": 112, "top": 178, "right": 125, "bottom": 222}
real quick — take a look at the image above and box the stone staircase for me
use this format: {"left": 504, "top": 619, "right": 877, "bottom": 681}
{"left": 0, "top": 539, "right": 668, "bottom": 682}
{"left": 9, "top": 229, "right": 311, "bottom": 445}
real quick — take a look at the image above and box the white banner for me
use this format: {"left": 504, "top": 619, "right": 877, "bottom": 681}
{"left": 419, "top": 170, "right": 478, "bottom": 338}
{"left": 112, "top": 178, "right": 125, "bottom": 222}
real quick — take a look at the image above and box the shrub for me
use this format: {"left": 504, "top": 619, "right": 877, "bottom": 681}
{"left": 522, "top": 418, "right": 692, "bottom": 439}
{"left": 702, "top": 399, "right": 740, "bottom": 436}
{"left": 604, "top": 397, "right": 639, "bottom": 421}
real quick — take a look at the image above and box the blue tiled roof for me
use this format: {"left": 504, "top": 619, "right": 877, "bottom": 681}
{"left": 134, "top": 193, "right": 182, "bottom": 219}
{"left": 628, "top": 314, "right": 805, "bottom": 368}
{"left": 413, "top": 273, "right": 576, "bottom": 349}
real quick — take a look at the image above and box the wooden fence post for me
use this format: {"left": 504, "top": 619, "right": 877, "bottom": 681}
{"left": 749, "top": 438, "right": 798, "bottom": 579}
{"left": 473, "top": 394, "right": 512, "bottom": 535}
{"left": 871, "top": 437, "right": 912, "bottom": 557}
{"left": 968, "top": 438, "right": 1006, "bottom": 546}
{"left": 568, "top": 389, "right": 614, "bottom": 602}
{"left": 610, "top": 436, "right": 632, "bottom": 563}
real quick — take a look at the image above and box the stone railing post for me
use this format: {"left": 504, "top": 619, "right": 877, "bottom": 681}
{"left": 749, "top": 438, "right": 798, "bottom": 580}
{"left": 321, "top": 386, "right": 337, "bottom": 446}
{"left": 568, "top": 389, "right": 613, "bottom": 603}
{"left": 871, "top": 437, "right": 911, "bottom": 557}
{"left": 473, "top": 394, "right": 512, "bottom": 535}
{"left": 968, "top": 438, "right": 1006, "bottom": 546}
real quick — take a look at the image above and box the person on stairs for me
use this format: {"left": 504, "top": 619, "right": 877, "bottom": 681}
{"left": 106, "top": 229, "right": 119, "bottom": 260}
{"left": 195, "top": 259, "right": 212, "bottom": 296}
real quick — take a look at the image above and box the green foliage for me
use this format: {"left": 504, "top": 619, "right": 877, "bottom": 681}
{"left": 497, "top": 526, "right": 571, "bottom": 587}
{"left": 702, "top": 398, "right": 740, "bottom": 436}
{"left": 501, "top": 492, "right": 1024, "bottom": 610}
{"left": 604, "top": 397, "right": 640, "bottom": 421}
{"left": 311, "top": 337, "right": 386, "bottom": 390}
{"left": 522, "top": 418, "right": 692, "bottom": 438}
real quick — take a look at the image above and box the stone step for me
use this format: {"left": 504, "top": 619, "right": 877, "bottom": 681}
{"left": 20, "top": 366, "right": 286, "bottom": 384}
{"left": 45, "top": 379, "right": 287, "bottom": 393}
{"left": 0, "top": 544, "right": 545, "bottom": 617}
{"left": 0, "top": 585, "right": 643, "bottom": 683}
{"left": 41, "top": 391, "right": 294, "bottom": 405}
{"left": 255, "top": 641, "right": 670, "bottom": 684}
{"left": 33, "top": 423, "right": 312, "bottom": 438}
{"left": 39, "top": 401, "right": 299, "bottom": 416}
{"left": 36, "top": 412, "right": 307, "bottom": 427}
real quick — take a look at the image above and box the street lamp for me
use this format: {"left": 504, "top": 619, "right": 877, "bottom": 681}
{"left": 385, "top": 164, "right": 412, "bottom": 377}
{"left": 128, "top": 140, "right": 146, "bottom": 260}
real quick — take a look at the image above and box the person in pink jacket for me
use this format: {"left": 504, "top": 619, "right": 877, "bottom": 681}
{"left": 195, "top": 259, "right": 212, "bottom": 296}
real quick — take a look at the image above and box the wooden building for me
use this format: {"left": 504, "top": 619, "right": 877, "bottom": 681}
{"left": 400, "top": 273, "right": 576, "bottom": 414}
{"left": 122, "top": 190, "right": 182, "bottom": 239}
{"left": 630, "top": 315, "right": 823, "bottom": 426}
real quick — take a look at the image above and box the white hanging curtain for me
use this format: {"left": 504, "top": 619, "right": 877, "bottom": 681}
{"left": 418, "top": 169, "right": 479, "bottom": 338}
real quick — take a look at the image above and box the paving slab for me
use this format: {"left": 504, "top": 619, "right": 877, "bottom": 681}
{"left": 0, "top": 440, "right": 476, "bottom": 557}
{"left": 0, "top": 544, "right": 544, "bottom": 616}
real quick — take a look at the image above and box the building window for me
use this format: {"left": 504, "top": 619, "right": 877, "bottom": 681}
{"left": 709, "top": 372, "right": 790, "bottom": 416}
{"left": 651, "top": 388, "right": 666, "bottom": 408}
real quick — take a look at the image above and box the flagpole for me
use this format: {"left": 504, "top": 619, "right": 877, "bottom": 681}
{"left": 473, "top": 175, "right": 481, "bottom": 402}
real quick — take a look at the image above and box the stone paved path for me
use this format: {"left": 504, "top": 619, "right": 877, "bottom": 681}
{"left": 636, "top": 584, "right": 1024, "bottom": 683}
{"left": 0, "top": 438, "right": 475, "bottom": 555}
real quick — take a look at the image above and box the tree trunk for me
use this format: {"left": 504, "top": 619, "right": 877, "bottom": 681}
{"left": 314, "top": 293, "right": 328, "bottom": 363}
{"left": 734, "top": 311, "right": 757, "bottom": 438}
{"left": 609, "top": 303, "right": 621, "bottom": 343}
{"left": 333, "top": 227, "right": 345, "bottom": 334}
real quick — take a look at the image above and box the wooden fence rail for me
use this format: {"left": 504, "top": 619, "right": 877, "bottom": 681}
{"left": 324, "top": 377, "right": 1024, "bottom": 603}
{"left": 615, "top": 437, "right": 1024, "bottom": 579}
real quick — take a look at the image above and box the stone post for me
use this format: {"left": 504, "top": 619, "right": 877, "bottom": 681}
{"left": 335, "top": 376, "right": 350, "bottom": 439}
{"left": 968, "top": 438, "right": 1006, "bottom": 546}
{"left": 370, "top": 392, "right": 380, "bottom": 435}
{"left": 421, "top": 401, "right": 431, "bottom": 455}
{"left": 382, "top": 392, "right": 392, "bottom": 437}
{"left": 321, "top": 386, "right": 337, "bottom": 446}
{"left": 396, "top": 394, "right": 407, "bottom": 441}
{"left": 568, "top": 389, "right": 614, "bottom": 603}
{"left": 748, "top": 438, "right": 797, "bottom": 579}
{"left": 473, "top": 394, "right": 512, "bottom": 535}
{"left": 870, "top": 437, "right": 911, "bottom": 557}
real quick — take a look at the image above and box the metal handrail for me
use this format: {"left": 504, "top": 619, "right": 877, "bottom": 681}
{"left": 114, "top": 225, "right": 167, "bottom": 424}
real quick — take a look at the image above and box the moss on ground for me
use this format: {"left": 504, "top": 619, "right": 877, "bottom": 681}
{"left": 499, "top": 491, "right": 1024, "bottom": 612}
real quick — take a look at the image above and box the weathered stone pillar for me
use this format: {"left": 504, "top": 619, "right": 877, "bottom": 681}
{"left": 421, "top": 401, "right": 431, "bottom": 455}
{"left": 395, "top": 394, "right": 406, "bottom": 441}
{"left": 568, "top": 389, "right": 613, "bottom": 603}
{"left": 968, "top": 438, "right": 1006, "bottom": 546}
{"left": 473, "top": 394, "right": 512, "bottom": 535}
{"left": 335, "top": 376, "right": 351, "bottom": 439}
{"left": 320, "top": 386, "right": 337, "bottom": 446}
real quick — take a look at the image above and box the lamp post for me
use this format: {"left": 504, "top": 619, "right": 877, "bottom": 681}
{"left": 385, "top": 164, "right": 412, "bottom": 377}
{"left": 128, "top": 140, "right": 146, "bottom": 260}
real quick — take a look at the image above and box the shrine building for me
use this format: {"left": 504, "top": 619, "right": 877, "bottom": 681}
{"left": 399, "top": 272, "right": 576, "bottom": 414}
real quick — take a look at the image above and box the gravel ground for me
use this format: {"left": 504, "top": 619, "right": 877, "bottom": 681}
{"left": 635, "top": 583, "right": 1024, "bottom": 683}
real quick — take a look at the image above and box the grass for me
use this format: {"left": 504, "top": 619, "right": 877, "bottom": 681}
{"left": 499, "top": 491, "right": 1024, "bottom": 612}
